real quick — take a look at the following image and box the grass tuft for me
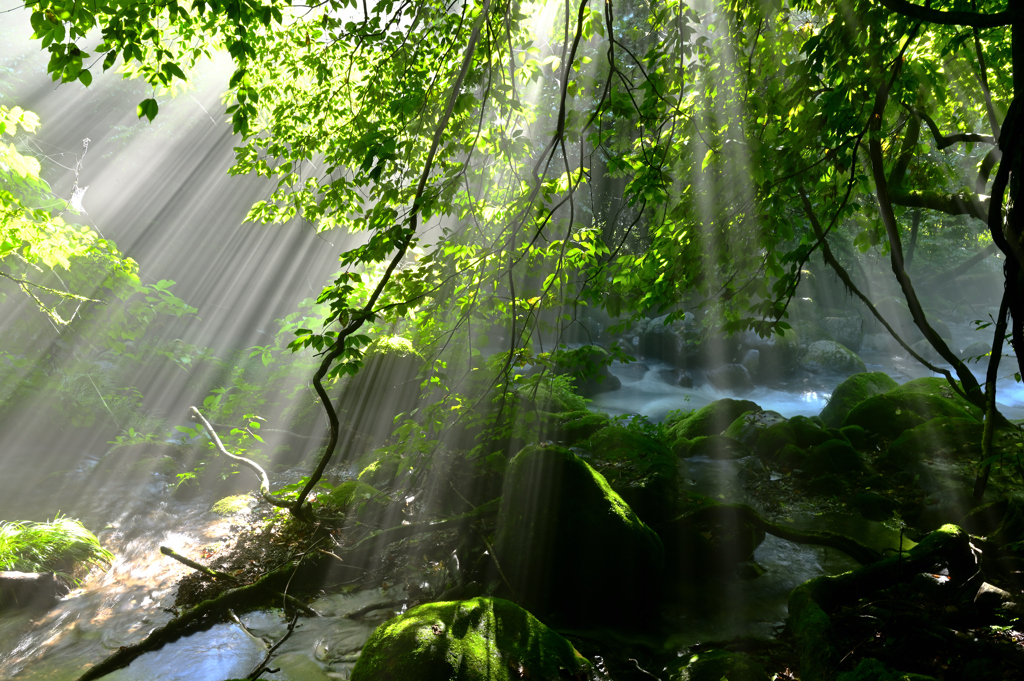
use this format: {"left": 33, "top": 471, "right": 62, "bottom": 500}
{"left": 0, "top": 514, "right": 113, "bottom": 584}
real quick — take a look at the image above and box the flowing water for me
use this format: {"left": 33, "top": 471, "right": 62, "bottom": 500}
{"left": 0, "top": 343, "right": 1009, "bottom": 678}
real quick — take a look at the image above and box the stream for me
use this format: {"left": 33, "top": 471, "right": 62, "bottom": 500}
{"left": 2, "top": 338, "right": 1022, "bottom": 679}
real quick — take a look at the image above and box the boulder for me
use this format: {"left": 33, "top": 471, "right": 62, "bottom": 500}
{"left": 638, "top": 315, "right": 695, "bottom": 367}
{"left": 551, "top": 410, "right": 610, "bottom": 446}
{"left": 741, "top": 349, "right": 760, "bottom": 376}
{"left": 723, "top": 410, "right": 787, "bottom": 447}
{"left": 910, "top": 339, "right": 957, "bottom": 365}
{"left": 789, "top": 415, "right": 832, "bottom": 449}
{"left": 684, "top": 435, "right": 751, "bottom": 460}
{"left": 754, "top": 421, "right": 798, "bottom": 461}
{"left": 586, "top": 426, "right": 678, "bottom": 524}
{"left": 552, "top": 345, "right": 622, "bottom": 396}
{"left": 667, "top": 399, "right": 762, "bottom": 441}
{"left": 884, "top": 417, "right": 986, "bottom": 470}
{"left": 494, "top": 445, "right": 664, "bottom": 626}
{"left": 821, "top": 316, "right": 864, "bottom": 352}
{"left": 350, "top": 597, "right": 592, "bottom": 681}
{"left": 890, "top": 378, "right": 982, "bottom": 420}
{"left": 705, "top": 363, "right": 754, "bottom": 392}
{"left": 842, "top": 396, "right": 926, "bottom": 440}
{"left": 961, "top": 340, "right": 992, "bottom": 364}
{"left": 663, "top": 503, "right": 766, "bottom": 579}
{"left": 0, "top": 571, "right": 66, "bottom": 610}
{"left": 819, "top": 372, "right": 898, "bottom": 429}
{"left": 804, "top": 439, "right": 866, "bottom": 477}
{"left": 737, "top": 329, "right": 801, "bottom": 381}
{"left": 801, "top": 340, "right": 866, "bottom": 376}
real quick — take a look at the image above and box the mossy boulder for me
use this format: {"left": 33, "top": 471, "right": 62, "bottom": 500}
{"left": 849, "top": 492, "right": 899, "bottom": 521}
{"left": 663, "top": 503, "right": 766, "bottom": 579}
{"left": 495, "top": 445, "right": 664, "bottom": 626}
{"left": 671, "top": 649, "right": 770, "bottom": 681}
{"left": 820, "top": 372, "right": 899, "bottom": 428}
{"left": 754, "top": 421, "right": 798, "bottom": 460}
{"left": 801, "top": 340, "right": 866, "bottom": 376}
{"left": 842, "top": 396, "right": 927, "bottom": 440}
{"left": 684, "top": 435, "right": 751, "bottom": 460}
{"left": 836, "top": 657, "right": 938, "bottom": 681}
{"left": 315, "top": 480, "right": 385, "bottom": 518}
{"left": 667, "top": 399, "right": 762, "bottom": 441}
{"left": 777, "top": 444, "right": 809, "bottom": 469}
{"left": 723, "top": 410, "right": 787, "bottom": 447}
{"left": 789, "top": 415, "right": 832, "bottom": 449}
{"left": 840, "top": 425, "right": 869, "bottom": 449}
{"left": 350, "top": 597, "right": 591, "bottom": 681}
{"left": 804, "top": 439, "right": 866, "bottom": 477}
{"left": 357, "top": 450, "right": 407, "bottom": 488}
{"left": 889, "top": 377, "right": 982, "bottom": 420}
{"left": 552, "top": 345, "right": 622, "bottom": 397}
{"left": 210, "top": 494, "right": 253, "bottom": 516}
{"left": 552, "top": 410, "right": 610, "bottom": 446}
{"left": 586, "top": 426, "right": 677, "bottom": 525}
{"left": 884, "top": 417, "right": 986, "bottom": 470}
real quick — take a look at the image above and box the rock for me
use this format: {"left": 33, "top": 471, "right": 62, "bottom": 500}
{"left": 656, "top": 367, "right": 693, "bottom": 387}
{"left": 975, "top": 582, "right": 1014, "bottom": 611}
{"left": 349, "top": 597, "right": 592, "bottom": 681}
{"left": 910, "top": 338, "right": 957, "bottom": 365}
{"left": 777, "top": 444, "right": 809, "bottom": 469}
{"left": 639, "top": 315, "right": 694, "bottom": 366}
{"left": 586, "top": 426, "right": 678, "bottom": 525}
{"left": 664, "top": 503, "right": 766, "bottom": 579}
{"left": 684, "top": 435, "right": 751, "bottom": 460}
{"left": 494, "top": 445, "right": 664, "bottom": 626}
{"left": 667, "top": 398, "right": 762, "bottom": 441}
{"left": 884, "top": 417, "right": 985, "bottom": 470}
{"left": 839, "top": 425, "right": 869, "bottom": 449}
{"left": 551, "top": 410, "right": 610, "bottom": 446}
{"left": 801, "top": 340, "right": 866, "bottom": 376}
{"left": 741, "top": 349, "right": 760, "bottom": 376}
{"left": 842, "top": 396, "right": 927, "bottom": 440}
{"left": 849, "top": 492, "right": 899, "bottom": 521}
{"left": 737, "top": 328, "right": 801, "bottom": 381}
{"left": 705, "top": 363, "right": 754, "bottom": 392}
{"left": 723, "top": 410, "right": 787, "bottom": 447}
{"left": 671, "top": 649, "right": 770, "bottom": 681}
{"left": 316, "top": 481, "right": 385, "bottom": 519}
{"left": 754, "top": 421, "right": 798, "bottom": 460}
{"left": 357, "top": 450, "right": 406, "bottom": 488}
{"left": 792, "top": 321, "right": 834, "bottom": 347}
{"left": 210, "top": 494, "right": 253, "bottom": 516}
{"left": 0, "top": 571, "right": 66, "bottom": 610}
{"left": 805, "top": 439, "right": 866, "bottom": 476}
{"left": 861, "top": 332, "right": 898, "bottom": 353}
{"left": 821, "top": 316, "right": 864, "bottom": 352}
{"left": 806, "top": 474, "right": 847, "bottom": 497}
{"left": 890, "top": 377, "right": 983, "bottom": 420}
{"left": 961, "top": 340, "right": 992, "bottom": 364}
{"left": 819, "top": 372, "right": 899, "bottom": 429}
{"left": 788, "top": 415, "right": 832, "bottom": 449}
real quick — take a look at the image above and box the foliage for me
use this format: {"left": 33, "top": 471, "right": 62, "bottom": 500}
{"left": 0, "top": 515, "right": 113, "bottom": 584}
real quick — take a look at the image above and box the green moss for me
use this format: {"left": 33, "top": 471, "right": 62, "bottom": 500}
{"left": 685, "top": 434, "right": 750, "bottom": 460}
{"left": 210, "top": 494, "right": 253, "bottom": 516}
{"left": 315, "top": 481, "right": 384, "bottom": 518}
{"left": 819, "top": 372, "right": 898, "bottom": 429}
{"left": 495, "top": 445, "right": 664, "bottom": 626}
{"left": 885, "top": 417, "right": 986, "bottom": 470}
{"left": 848, "top": 492, "right": 898, "bottom": 521}
{"left": 801, "top": 340, "right": 866, "bottom": 376}
{"left": 805, "top": 439, "right": 866, "bottom": 477}
{"left": 723, "top": 410, "right": 787, "bottom": 447}
{"left": 667, "top": 398, "right": 762, "bottom": 440}
{"left": 890, "top": 377, "right": 982, "bottom": 420}
{"left": 367, "top": 335, "right": 422, "bottom": 360}
{"left": 777, "top": 443, "right": 808, "bottom": 469}
{"left": 586, "top": 425, "right": 677, "bottom": 524}
{"left": 754, "top": 421, "right": 798, "bottom": 460}
{"left": 840, "top": 424, "right": 869, "bottom": 448}
{"left": 553, "top": 410, "right": 610, "bottom": 445}
{"left": 842, "top": 395, "right": 926, "bottom": 439}
{"left": 350, "top": 597, "right": 591, "bottom": 681}
{"left": 789, "top": 415, "right": 831, "bottom": 448}
{"left": 357, "top": 450, "right": 405, "bottom": 488}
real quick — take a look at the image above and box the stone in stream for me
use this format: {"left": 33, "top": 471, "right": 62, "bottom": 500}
{"left": 736, "top": 328, "right": 802, "bottom": 381}
{"left": 843, "top": 378, "right": 981, "bottom": 440}
{"left": 883, "top": 417, "right": 986, "bottom": 471}
{"left": 550, "top": 344, "right": 621, "bottom": 397}
{"left": 804, "top": 439, "right": 867, "bottom": 477}
{"left": 0, "top": 571, "right": 65, "bottom": 611}
{"left": 494, "top": 444, "right": 664, "bottom": 627}
{"left": 349, "top": 597, "right": 592, "bottom": 681}
{"left": 819, "top": 372, "right": 898, "bottom": 429}
{"left": 705, "top": 363, "right": 754, "bottom": 392}
{"left": 667, "top": 398, "right": 762, "bottom": 442}
{"left": 683, "top": 434, "right": 751, "bottom": 460}
{"left": 961, "top": 340, "right": 992, "bottom": 363}
{"left": 670, "top": 649, "right": 770, "bottom": 681}
{"left": 821, "top": 315, "right": 864, "bottom": 352}
{"left": 723, "top": 409, "right": 787, "bottom": 447}
{"left": 800, "top": 340, "right": 866, "bottom": 376}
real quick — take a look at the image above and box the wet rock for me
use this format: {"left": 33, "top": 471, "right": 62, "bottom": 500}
{"left": 910, "top": 338, "right": 958, "bottom": 365}
{"left": 849, "top": 492, "right": 898, "bottom": 521}
{"left": 821, "top": 316, "right": 864, "bottom": 352}
{"left": 890, "top": 377, "right": 982, "bottom": 420}
{"left": 685, "top": 434, "right": 751, "bottom": 460}
{"left": 495, "top": 445, "right": 664, "bottom": 626}
{"left": 842, "top": 396, "right": 926, "bottom": 440}
{"left": 664, "top": 503, "right": 766, "bottom": 579}
{"left": 840, "top": 424, "right": 869, "bottom": 449}
{"left": 806, "top": 474, "right": 847, "bottom": 497}
{"left": 705, "top": 363, "right": 754, "bottom": 392}
{"left": 0, "top": 572, "right": 65, "bottom": 611}
{"left": 724, "top": 410, "right": 787, "bottom": 447}
{"left": 671, "top": 649, "right": 770, "bottom": 681}
{"left": 551, "top": 410, "right": 610, "bottom": 446}
{"left": 551, "top": 345, "right": 622, "bottom": 397}
{"left": 350, "top": 597, "right": 592, "bottom": 681}
{"left": 805, "top": 439, "right": 866, "bottom": 476}
{"left": 777, "top": 443, "right": 809, "bottom": 469}
{"left": 819, "top": 372, "right": 898, "bottom": 429}
{"left": 586, "top": 426, "right": 678, "bottom": 525}
{"left": 974, "top": 582, "right": 1014, "bottom": 611}
{"left": 316, "top": 481, "right": 386, "bottom": 519}
{"left": 754, "top": 421, "right": 798, "bottom": 460}
{"left": 884, "top": 417, "right": 985, "bottom": 470}
{"left": 741, "top": 349, "right": 760, "bottom": 376}
{"left": 668, "top": 398, "right": 762, "bottom": 441}
{"left": 210, "top": 494, "right": 253, "bottom": 516}
{"left": 961, "top": 340, "right": 992, "bottom": 364}
{"left": 789, "top": 415, "right": 832, "bottom": 449}
{"left": 656, "top": 367, "right": 693, "bottom": 387}
{"left": 638, "top": 315, "right": 696, "bottom": 367}
{"left": 737, "top": 329, "right": 801, "bottom": 381}
{"left": 801, "top": 340, "right": 866, "bottom": 376}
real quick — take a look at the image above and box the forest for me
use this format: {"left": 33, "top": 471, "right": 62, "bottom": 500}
{"left": 3, "top": 0, "right": 1024, "bottom": 679}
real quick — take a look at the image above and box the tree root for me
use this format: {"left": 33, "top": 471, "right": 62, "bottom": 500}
{"left": 787, "top": 524, "right": 978, "bottom": 681}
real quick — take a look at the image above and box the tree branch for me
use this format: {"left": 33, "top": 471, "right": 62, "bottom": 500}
{"left": 875, "top": 0, "right": 1019, "bottom": 28}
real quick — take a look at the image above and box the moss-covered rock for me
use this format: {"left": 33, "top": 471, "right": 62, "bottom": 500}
{"left": 801, "top": 340, "right": 866, "bottom": 376}
{"left": 663, "top": 502, "right": 766, "bottom": 579}
{"left": 349, "top": 597, "right": 591, "bottom": 681}
{"left": 723, "top": 410, "right": 787, "bottom": 447}
{"left": 849, "top": 492, "right": 899, "bottom": 521}
{"left": 820, "top": 372, "right": 899, "bottom": 428}
{"left": 806, "top": 474, "right": 848, "bottom": 497}
{"left": 754, "top": 421, "right": 798, "bottom": 460}
{"left": 789, "top": 415, "right": 832, "bottom": 449}
{"left": 671, "top": 649, "right": 770, "bottom": 681}
{"left": 884, "top": 417, "right": 986, "bottom": 470}
{"left": 840, "top": 424, "right": 869, "bottom": 449}
{"left": 777, "top": 444, "right": 809, "bottom": 470}
{"left": 667, "top": 399, "right": 762, "bottom": 441}
{"left": 315, "top": 480, "right": 385, "bottom": 519}
{"left": 495, "top": 445, "right": 664, "bottom": 626}
{"left": 552, "top": 410, "right": 610, "bottom": 446}
{"left": 889, "top": 377, "right": 982, "bottom": 420}
{"left": 552, "top": 345, "right": 622, "bottom": 397}
{"left": 805, "top": 439, "right": 866, "bottom": 477}
{"left": 842, "top": 395, "right": 927, "bottom": 439}
{"left": 210, "top": 494, "right": 253, "bottom": 516}
{"left": 357, "top": 450, "right": 406, "bottom": 488}
{"left": 836, "top": 657, "right": 938, "bottom": 681}
{"left": 684, "top": 435, "right": 751, "bottom": 460}
{"left": 586, "top": 426, "right": 677, "bottom": 525}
